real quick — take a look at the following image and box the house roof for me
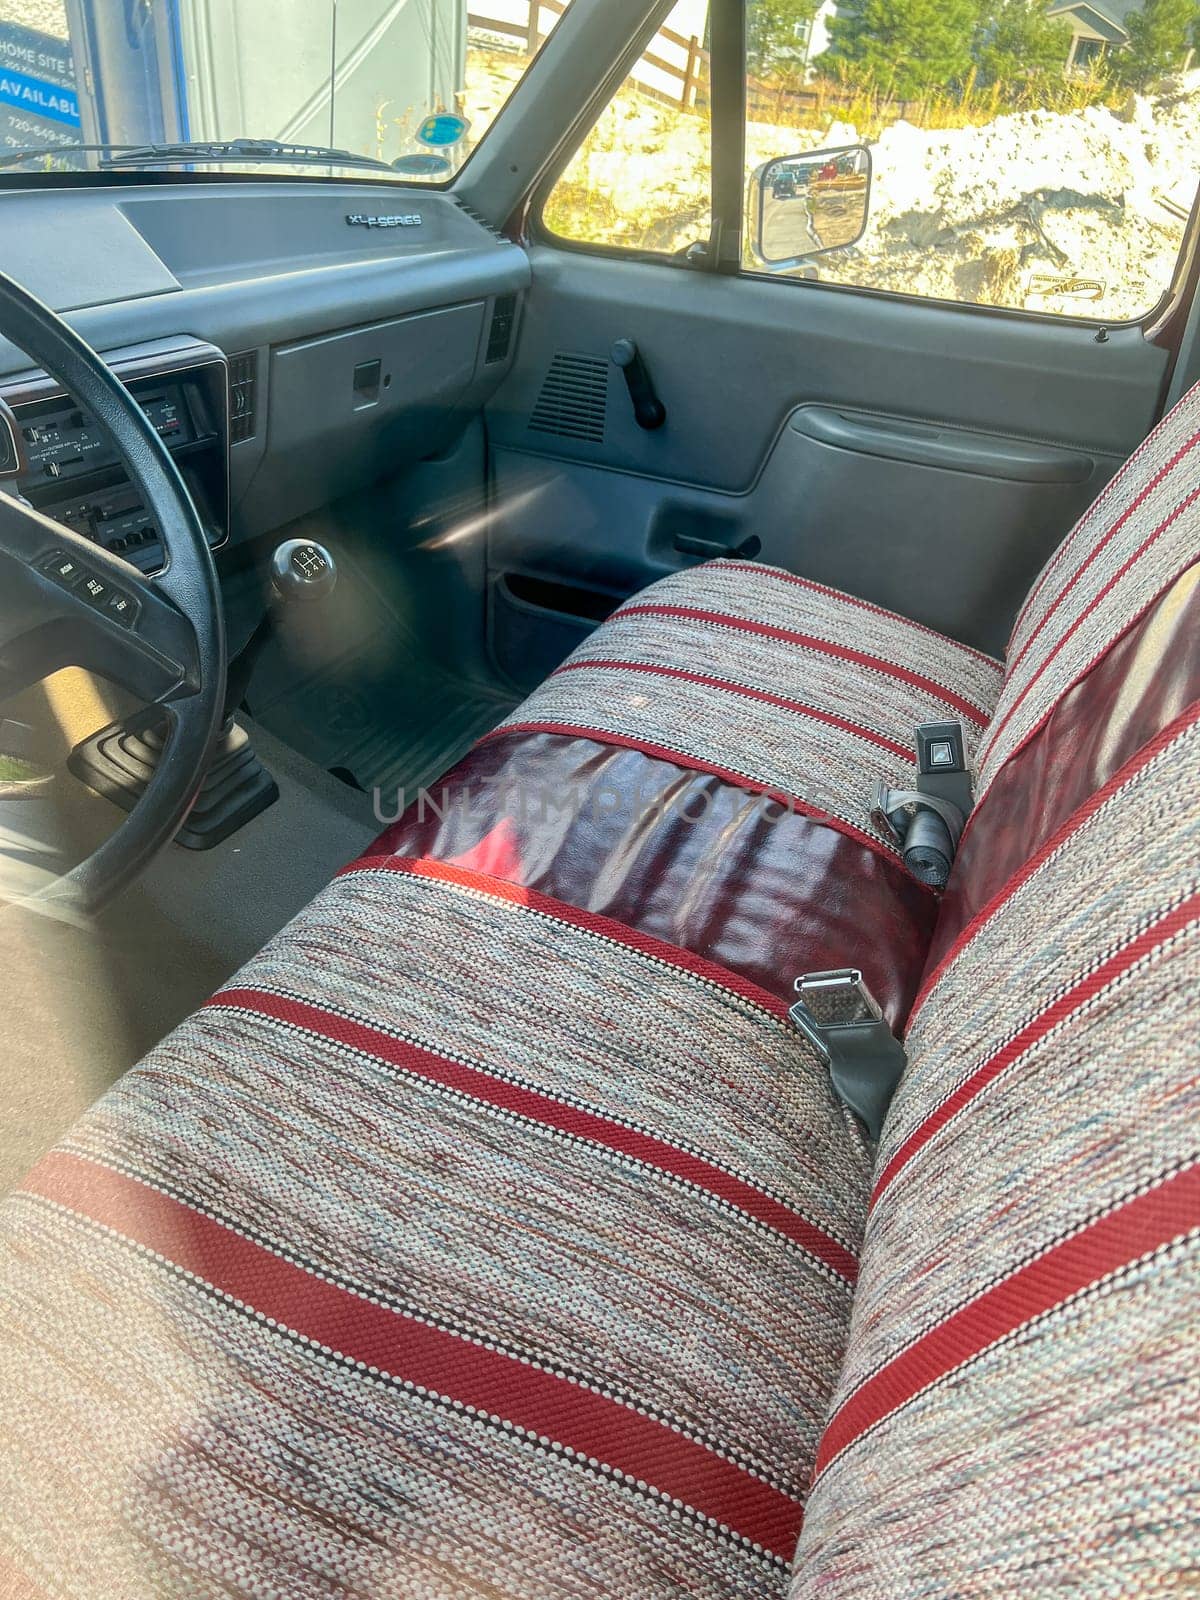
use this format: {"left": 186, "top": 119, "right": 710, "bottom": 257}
{"left": 1046, "top": 0, "right": 1132, "bottom": 43}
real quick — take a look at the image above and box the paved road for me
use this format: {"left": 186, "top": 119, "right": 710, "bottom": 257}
{"left": 762, "top": 183, "right": 868, "bottom": 262}
{"left": 761, "top": 194, "right": 822, "bottom": 260}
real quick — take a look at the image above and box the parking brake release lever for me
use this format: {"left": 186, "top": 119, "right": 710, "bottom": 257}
{"left": 611, "top": 339, "right": 666, "bottom": 431}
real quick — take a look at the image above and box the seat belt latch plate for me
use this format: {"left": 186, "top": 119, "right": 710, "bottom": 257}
{"left": 790, "top": 969, "right": 907, "bottom": 1141}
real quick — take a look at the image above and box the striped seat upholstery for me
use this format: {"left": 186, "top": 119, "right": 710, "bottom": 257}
{"left": 791, "top": 706, "right": 1200, "bottom": 1596}
{"left": 0, "top": 860, "right": 868, "bottom": 1597}
{"left": 372, "top": 564, "right": 1003, "bottom": 1029}
{"left": 494, "top": 560, "right": 1003, "bottom": 863}
{"left": 0, "top": 385, "right": 1197, "bottom": 1598}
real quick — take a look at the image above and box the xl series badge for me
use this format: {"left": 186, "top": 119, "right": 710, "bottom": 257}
{"left": 346, "top": 213, "right": 422, "bottom": 228}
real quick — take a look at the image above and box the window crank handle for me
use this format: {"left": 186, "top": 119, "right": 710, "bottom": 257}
{"left": 611, "top": 339, "right": 666, "bottom": 431}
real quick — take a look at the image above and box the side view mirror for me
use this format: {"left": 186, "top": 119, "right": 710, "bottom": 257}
{"left": 748, "top": 144, "right": 872, "bottom": 274}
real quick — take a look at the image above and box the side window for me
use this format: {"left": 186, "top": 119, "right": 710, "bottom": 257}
{"left": 541, "top": 0, "right": 714, "bottom": 256}
{"left": 542, "top": 0, "right": 1196, "bottom": 324}
{"left": 743, "top": 0, "right": 1199, "bottom": 321}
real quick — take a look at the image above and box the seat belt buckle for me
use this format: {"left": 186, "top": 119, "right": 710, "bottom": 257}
{"left": 790, "top": 969, "right": 907, "bottom": 1141}
{"left": 914, "top": 720, "right": 973, "bottom": 818}
{"left": 872, "top": 722, "right": 972, "bottom": 891}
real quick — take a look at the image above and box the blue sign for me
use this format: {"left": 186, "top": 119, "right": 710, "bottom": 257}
{"left": 0, "top": 64, "right": 79, "bottom": 126}
{"left": 417, "top": 112, "right": 469, "bottom": 148}
{"left": 0, "top": 22, "right": 80, "bottom": 153}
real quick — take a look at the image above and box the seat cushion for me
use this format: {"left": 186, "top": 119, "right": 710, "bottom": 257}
{"left": 375, "top": 561, "right": 1001, "bottom": 1028}
{"left": 496, "top": 560, "right": 1003, "bottom": 861}
{"left": 790, "top": 650, "right": 1200, "bottom": 1593}
{"left": 0, "top": 858, "right": 867, "bottom": 1598}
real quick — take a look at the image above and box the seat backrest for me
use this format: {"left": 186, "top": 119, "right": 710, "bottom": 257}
{"left": 790, "top": 389, "right": 1200, "bottom": 1596}
{"left": 977, "top": 381, "right": 1200, "bottom": 795}
{"left": 930, "top": 381, "right": 1200, "bottom": 970}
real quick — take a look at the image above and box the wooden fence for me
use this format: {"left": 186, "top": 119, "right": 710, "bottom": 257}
{"left": 467, "top": 3, "right": 927, "bottom": 123}
{"left": 468, "top": 1, "right": 710, "bottom": 109}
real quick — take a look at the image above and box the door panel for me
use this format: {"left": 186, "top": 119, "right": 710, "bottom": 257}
{"left": 484, "top": 245, "right": 1168, "bottom": 666}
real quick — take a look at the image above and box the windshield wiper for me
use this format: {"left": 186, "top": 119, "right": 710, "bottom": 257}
{"left": 0, "top": 138, "right": 400, "bottom": 175}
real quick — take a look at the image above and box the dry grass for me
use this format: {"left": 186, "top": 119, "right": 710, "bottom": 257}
{"left": 748, "top": 64, "right": 1116, "bottom": 139}
{"left": 542, "top": 85, "right": 712, "bottom": 252}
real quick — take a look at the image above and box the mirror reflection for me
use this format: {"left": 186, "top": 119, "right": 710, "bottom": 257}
{"left": 755, "top": 145, "right": 872, "bottom": 269}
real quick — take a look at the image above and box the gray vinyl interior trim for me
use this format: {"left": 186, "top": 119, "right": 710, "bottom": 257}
{"left": 488, "top": 248, "right": 1165, "bottom": 493}
{"left": 1166, "top": 281, "right": 1200, "bottom": 407}
{"left": 0, "top": 185, "right": 528, "bottom": 374}
{"left": 455, "top": 0, "right": 679, "bottom": 227}
{"left": 789, "top": 408, "right": 1096, "bottom": 482}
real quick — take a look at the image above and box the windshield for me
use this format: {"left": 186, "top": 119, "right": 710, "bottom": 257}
{"left": 0, "top": 0, "right": 570, "bottom": 181}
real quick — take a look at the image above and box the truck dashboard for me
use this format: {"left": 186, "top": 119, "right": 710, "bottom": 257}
{"left": 0, "top": 182, "right": 528, "bottom": 570}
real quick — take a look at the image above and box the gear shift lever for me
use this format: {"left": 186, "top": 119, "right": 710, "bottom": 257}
{"left": 224, "top": 540, "right": 338, "bottom": 719}
{"left": 270, "top": 538, "right": 338, "bottom": 603}
{"left": 69, "top": 541, "right": 338, "bottom": 850}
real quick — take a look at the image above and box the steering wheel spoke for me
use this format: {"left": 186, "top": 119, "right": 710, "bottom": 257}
{"left": 0, "top": 489, "right": 199, "bottom": 705}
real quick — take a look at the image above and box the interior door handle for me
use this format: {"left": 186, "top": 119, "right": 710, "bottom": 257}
{"left": 612, "top": 340, "right": 666, "bottom": 431}
{"left": 791, "top": 406, "right": 1094, "bottom": 483}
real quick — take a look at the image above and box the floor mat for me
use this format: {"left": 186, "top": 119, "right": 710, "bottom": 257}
{"left": 249, "top": 655, "right": 514, "bottom": 803}
{"left": 240, "top": 549, "right": 518, "bottom": 801}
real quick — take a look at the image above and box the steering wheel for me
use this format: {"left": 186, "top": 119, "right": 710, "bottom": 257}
{"left": 0, "top": 270, "right": 226, "bottom": 915}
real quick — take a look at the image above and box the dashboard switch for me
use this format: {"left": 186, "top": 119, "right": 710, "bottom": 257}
{"left": 104, "top": 589, "right": 138, "bottom": 625}
{"left": 41, "top": 551, "right": 84, "bottom": 587}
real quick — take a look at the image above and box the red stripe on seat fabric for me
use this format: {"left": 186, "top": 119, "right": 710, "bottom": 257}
{"left": 21, "top": 1152, "right": 806, "bottom": 1560}
{"left": 478, "top": 721, "right": 918, "bottom": 875}
{"left": 610, "top": 604, "right": 990, "bottom": 725}
{"left": 209, "top": 985, "right": 859, "bottom": 1284}
{"left": 550, "top": 658, "right": 912, "bottom": 760}
{"left": 877, "top": 889, "right": 1200, "bottom": 1208}
{"left": 1006, "top": 417, "right": 1199, "bottom": 653}
{"left": 1006, "top": 427, "right": 1200, "bottom": 677}
{"left": 813, "top": 1159, "right": 1200, "bottom": 1482}
{"left": 712, "top": 564, "right": 1002, "bottom": 670}
{"left": 980, "top": 492, "right": 1200, "bottom": 772}
{"left": 339, "top": 854, "right": 792, "bottom": 1021}
{"left": 910, "top": 699, "right": 1200, "bottom": 1028}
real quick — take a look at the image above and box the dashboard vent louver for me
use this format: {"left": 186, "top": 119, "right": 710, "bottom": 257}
{"left": 529, "top": 352, "right": 607, "bottom": 444}
{"left": 228, "top": 351, "right": 258, "bottom": 443}
{"left": 455, "top": 198, "right": 505, "bottom": 243}
{"left": 486, "top": 295, "right": 518, "bottom": 365}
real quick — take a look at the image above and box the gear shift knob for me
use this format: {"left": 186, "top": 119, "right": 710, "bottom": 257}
{"left": 269, "top": 538, "right": 337, "bottom": 603}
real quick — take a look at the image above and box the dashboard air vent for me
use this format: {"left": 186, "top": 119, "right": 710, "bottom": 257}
{"left": 529, "top": 352, "right": 607, "bottom": 444}
{"left": 486, "top": 295, "right": 518, "bottom": 365}
{"left": 455, "top": 198, "right": 505, "bottom": 243}
{"left": 228, "top": 351, "right": 258, "bottom": 443}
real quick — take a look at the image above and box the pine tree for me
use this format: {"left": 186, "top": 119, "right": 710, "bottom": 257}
{"left": 818, "top": 0, "right": 984, "bottom": 99}
{"left": 974, "top": 0, "right": 1075, "bottom": 88}
{"left": 1115, "top": 0, "right": 1200, "bottom": 86}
